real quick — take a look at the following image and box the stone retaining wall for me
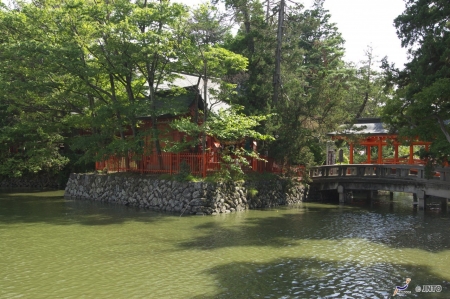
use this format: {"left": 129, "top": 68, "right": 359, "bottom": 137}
{"left": 64, "top": 173, "right": 305, "bottom": 215}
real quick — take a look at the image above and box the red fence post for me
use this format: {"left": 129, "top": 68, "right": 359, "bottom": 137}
{"left": 170, "top": 153, "right": 173, "bottom": 175}
{"left": 202, "top": 153, "right": 207, "bottom": 178}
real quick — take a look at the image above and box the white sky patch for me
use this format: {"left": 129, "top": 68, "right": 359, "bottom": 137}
{"left": 318, "top": 0, "right": 408, "bottom": 68}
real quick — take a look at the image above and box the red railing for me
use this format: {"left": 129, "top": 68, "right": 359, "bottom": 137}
{"left": 95, "top": 153, "right": 300, "bottom": 177}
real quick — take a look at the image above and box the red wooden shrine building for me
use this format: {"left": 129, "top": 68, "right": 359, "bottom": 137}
{"left": 95, "top": 74, "right": 281, "bottom": 176}
{"left": 328, "top": 118, "right": 433, "bottom": 165}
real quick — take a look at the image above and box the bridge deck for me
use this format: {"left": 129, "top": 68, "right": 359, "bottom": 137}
{"left": 309, "top": 164, "right": 450, "bottom": 199}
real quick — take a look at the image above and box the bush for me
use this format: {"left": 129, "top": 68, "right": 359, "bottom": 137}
{"left": 247, "top": 187, "right": 258, "bottom": 198}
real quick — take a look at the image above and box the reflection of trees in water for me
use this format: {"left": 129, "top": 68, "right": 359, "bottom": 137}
{"left": 192, "top": 257, "right": 448, "bottom": 299}
{"left": 0, "top": 191, "right": 170, "bottom": 226}
{"left": 178, "top": 202, "right": 450, "bottom": 253}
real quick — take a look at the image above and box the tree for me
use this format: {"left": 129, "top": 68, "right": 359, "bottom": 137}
{"left": 222, "top": 0, "right": 275, "bottom": 114}
{"left": 176, "top": 3, "right": 248, "bottom": 153}
{"left": 345, "top": 46, "right": 392, "bottom": 119}
{"left": 266, "top": 1, "right": 355, "bottom": 166}
{"left": 382, "top": 0, "right": 450, "bottom": 163}
{"left": 222, "top": 0, "right": 361, "bottom": 167}
{"left": 0, "top": 0, "right": 189, "bottom": 175}
{"left": 0, "top": 1, "right": 72, "bottom": 177}
{"left": 168, "top": 107, "right": 274, "bottom": 179}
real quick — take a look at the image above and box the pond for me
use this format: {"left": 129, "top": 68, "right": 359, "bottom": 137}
{"left": 1, "top": 190, "right": 449, "bottom": 298}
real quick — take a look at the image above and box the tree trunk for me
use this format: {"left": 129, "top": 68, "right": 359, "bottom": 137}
{"left": 202, "top": 61, "right": 208, "bottom": 154}
{"left": 149, "top": 85, "right": 163, "bottom": 169}
{"left": 355, "top": 47, "right": 373, "bottom": 119}
{"left": 109, "top": 73, "right": 130, "bottom": 170}
{"left": 273, "top": 0, "right": 284, "bottom": 104}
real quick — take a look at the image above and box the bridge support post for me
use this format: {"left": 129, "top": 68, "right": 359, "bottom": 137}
{"left": 416, "top": 190, "right": 426, "bottom": 210}
{"left": 337, "top": 185, "right": 345, "bottom": 204}
{"left": 413, "top": 193, "right": 418, "bottom": 208}
{"left": 389, "top": 192, "right": 394, "bottom": 201}
{"left": 442, "top": 198, "right": 448, "bottom": 212}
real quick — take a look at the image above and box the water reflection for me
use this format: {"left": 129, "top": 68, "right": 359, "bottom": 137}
{"left": 194, "top": 258, "right": 447, "bottom": 299}
{"left": 179, "top": 202, "right": 450, "bottom": 253}
{"left": 1, "top": 190, "right": 449, "bottom": 298}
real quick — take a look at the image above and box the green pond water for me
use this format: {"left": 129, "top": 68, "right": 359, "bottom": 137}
{"left": 1, "top": 190, "right": 449, "bottom": 299}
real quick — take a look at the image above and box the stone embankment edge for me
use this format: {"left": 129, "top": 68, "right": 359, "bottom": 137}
{"left": 0, "top": 173, "right": 61, "bottom": 189}
{"left": 64, "top": 173, "right": 306, "bottom": 215}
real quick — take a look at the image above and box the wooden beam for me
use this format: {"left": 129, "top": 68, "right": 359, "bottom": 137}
{"left": 394, "top": 143, "right": 399, "bottom": 164}
{"left": 409, "top": 144, "right": 414, "bottom": 164}
{"left": 378, "top": 138, "right": 383, "bottom": 164}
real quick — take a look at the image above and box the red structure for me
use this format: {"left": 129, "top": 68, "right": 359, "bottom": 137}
{"left": 94, "top": 79, "right": 291, "bottom": 177}
{"left": 329, "top": 118, "right": 431, "bottom": 165}
{"left": 95, "top": 152, "right": 285, "bottom": 177}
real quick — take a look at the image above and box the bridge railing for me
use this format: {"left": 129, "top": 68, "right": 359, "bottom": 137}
{"left": 310, "top": 164, "right": 450, "bottom": 183}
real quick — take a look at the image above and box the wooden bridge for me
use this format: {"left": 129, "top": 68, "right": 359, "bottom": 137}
{"left": 309, "top": 164, "right": 450, "bottom": 209}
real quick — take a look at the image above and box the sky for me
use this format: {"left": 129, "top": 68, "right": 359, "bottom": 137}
{"left": 316, "top": 0, "right": 409, "bottom": 68}
{"left": 176, "top": 0, "right": 410, "bottom": 69}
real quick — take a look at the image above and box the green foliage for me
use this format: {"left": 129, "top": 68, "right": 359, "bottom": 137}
{"left": 0, "top": 105, "right": 69, "bottom": 177}
{"left": 173, "top": 160, "right": 200, "bottom": 182}
{"left": 168, "top": 107, "right": 273, "bottom": 179}
{"left": 207, "top": 108, "right": 274, "bottom": 142}
{"left": 247, "top": 187, "right": 258, "bottom": 198}
{"left": 382, "top": 0, "right": 450, "bottom": 163}
{"left": 0, "top": 0, "right": 192, "bottom": 175}
{"left": 169, "top": 107, "right": 272, "bottom": 137}
{"left": 222, "top": 0, "right": 361, "bottom": 167}
{"left": 218, "top": 148, "right": 249, "bottom": 181}
{"left": 342, "top": 46, "right": 393, "bottom": 119}
{"left": 0, "top": 0, "right": 401, "bottom": 178}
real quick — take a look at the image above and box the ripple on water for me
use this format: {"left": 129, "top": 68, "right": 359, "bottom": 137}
{"left": 1, "top": 192, "right": 450, "bottom": 298}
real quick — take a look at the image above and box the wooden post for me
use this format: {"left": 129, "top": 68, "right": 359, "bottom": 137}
{"left": 409, "top": 144, "right": 414, "bottom": 164}
{"left": 394, "top": 143, "right": 399, "bottom": 164}
{"left": 349, "top": 143, "right": 354, "bottom": 164}
{"left": 377, "top": 138, "right": 383, "bottom": 164}
{"left": 367, "top": 145, "right": 371, "bottom": 163}
{"left": 202, "top": 152, "right": 207, "bottom": 178}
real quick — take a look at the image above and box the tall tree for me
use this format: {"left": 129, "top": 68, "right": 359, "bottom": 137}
{"left": 346, "top": 46, "right": 391, "bottom": 119}
{"left": 177, "top": 3, "right": 248, "bottom": 153}
{"left": 382, "top": 0, "right": 450, "bottom": 163}
{"left": 0, "top": 0, "right": 188, "bottom": 174}
{"left": 0, "top": 0, "right": 72, "bottom": 176}
{"left": 226, "top": 0, "right": 355, "bottom": 166}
